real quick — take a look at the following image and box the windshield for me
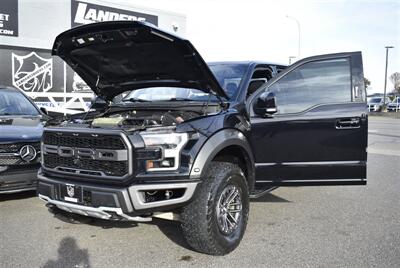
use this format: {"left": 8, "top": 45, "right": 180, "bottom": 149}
{"left": 122, "top": 87, "right": 219, "bottom": 102}
{"left": 119, "top": 63, "right": 248, "bottom": 103}
{"left": 369, "top": 97, "right": 382, "bottom": 104}
{"left": 209, "top": 63, "right": 248, "bottom": 98}
{"left": 0, "top": 89, "right": 39, "bottom": 116}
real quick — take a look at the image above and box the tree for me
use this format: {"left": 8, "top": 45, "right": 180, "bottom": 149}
{"left": 390, "top": 72, "right": 400, "bottom": 94}
{"left": 364, "top": 77, "right": 371, "bottom": 89}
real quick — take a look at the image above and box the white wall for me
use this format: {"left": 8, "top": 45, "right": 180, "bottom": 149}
{"left": 0, "top": 0, "right": 186, "bottom": 50}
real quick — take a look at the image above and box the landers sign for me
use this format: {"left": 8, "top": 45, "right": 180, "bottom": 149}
{"left": 71, "top": 0, "right": 158, "bottom": 27}
{"left": 0, "top": 0, "right": 19, "bottom": 37}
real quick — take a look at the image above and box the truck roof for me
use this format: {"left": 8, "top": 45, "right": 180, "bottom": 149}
{"left": 208, "top": 61, "right": 288, "bottom": 68}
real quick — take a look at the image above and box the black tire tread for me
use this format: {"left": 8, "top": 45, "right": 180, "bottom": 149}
{"left": 180, "top": 162, "right": 249, "bottom": 255}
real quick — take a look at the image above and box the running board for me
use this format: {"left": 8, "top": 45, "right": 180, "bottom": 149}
{"left": 250, "top": 186, "right": 278, "bottom": 199}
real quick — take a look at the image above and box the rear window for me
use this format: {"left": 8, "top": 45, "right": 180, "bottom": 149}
{"left": 209, "top": 64, "right": 248, "bottom": 98}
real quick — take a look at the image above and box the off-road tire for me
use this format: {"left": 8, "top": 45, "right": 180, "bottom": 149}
{"left": 180, "top": 162, "right": 249, "bottom": 255}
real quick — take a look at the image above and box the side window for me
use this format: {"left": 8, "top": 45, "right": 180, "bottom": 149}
{"left": 276, "top": 66, "right": 286, "bottom": 74}
{"left": 247, "top": 68, "right": 272, "bottom": 98}
{"left": 268, "top": 58, "right": 351, "bottom": 114}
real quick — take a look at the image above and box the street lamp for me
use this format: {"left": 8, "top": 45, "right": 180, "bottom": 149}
{"left": 288, "top": 56, "right": 296, "bottom": 64}
{"left": 383, "top": 46, "right": 394, "bottom": 109}
{"left": 286, "top": 15, "right": 301, "bottom": 59}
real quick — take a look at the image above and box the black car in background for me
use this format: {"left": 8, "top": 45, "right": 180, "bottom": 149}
{"left": 0, "top": 86, "right": 47, "bottom": 193}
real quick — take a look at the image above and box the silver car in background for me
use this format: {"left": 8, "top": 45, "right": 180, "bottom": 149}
{"left": 367, "top": 97, "right": 390, "bottom": 112}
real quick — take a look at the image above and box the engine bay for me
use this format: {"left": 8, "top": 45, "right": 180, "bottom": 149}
{"left": 90, "top": 110, "right": 200, "bottom": 129}
{"left": 52, "top": 109, "right": 204, "bottom": 131}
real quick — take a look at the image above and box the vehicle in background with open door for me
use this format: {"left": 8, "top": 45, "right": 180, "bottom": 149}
{"left": 387, "top": 97, "right": 400, "bottom": 112}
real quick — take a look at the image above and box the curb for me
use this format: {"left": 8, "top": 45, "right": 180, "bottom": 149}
{"left": 368, "top": 112, "right": 400, "bottom": 119}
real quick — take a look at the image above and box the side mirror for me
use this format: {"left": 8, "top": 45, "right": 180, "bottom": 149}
{"left": 39, "top": 107, "right": 48, "bottom": 115}
{"left": 254, "top": 92, "right": 277, "bottom": 116}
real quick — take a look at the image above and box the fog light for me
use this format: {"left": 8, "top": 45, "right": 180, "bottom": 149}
{"left": 142, "top": 189, "right": 185, "bottom": 203}
{"left": 0, "top": 166, "right": 8, "bottom": 173}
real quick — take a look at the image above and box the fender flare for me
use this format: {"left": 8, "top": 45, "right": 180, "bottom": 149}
{"left": 189, "top": 129, "right": 255, "bottom": 191}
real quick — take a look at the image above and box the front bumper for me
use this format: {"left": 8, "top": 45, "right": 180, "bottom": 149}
{"left": 387, "top": 106, "right": 399, "bottom": 112}
{"left": 0, "top": 168, "right": 38, "bottom": 194}
{"left": 368, "top": 105, "right": 380, "bottom": 112}
{"left": 38, "top": 194, "right": 153, "bottom": 222}
{"left": 38, "top": 173, "right": 199, "bottom": 221}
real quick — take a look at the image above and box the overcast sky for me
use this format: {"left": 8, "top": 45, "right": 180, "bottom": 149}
{"left": 115, "top": 0, "right": 399, "bottom": 94}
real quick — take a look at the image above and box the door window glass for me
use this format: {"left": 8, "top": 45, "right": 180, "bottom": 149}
{"left": 268, "top": 58, "right": 351, "bottom": 114}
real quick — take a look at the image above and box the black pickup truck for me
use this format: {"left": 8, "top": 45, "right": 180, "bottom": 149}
{"left": 38, "top": 21, "right": 368, "bottom": 255}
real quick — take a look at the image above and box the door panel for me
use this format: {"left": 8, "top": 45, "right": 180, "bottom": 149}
{"left": 248, "top": 52, "right": 367, "bottom": 186}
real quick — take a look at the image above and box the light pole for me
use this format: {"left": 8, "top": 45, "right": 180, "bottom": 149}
{"left": 286, "top": 15, "right": 301, "bottom": 59}
{"left": 288, "top": 56, "right": 296, "bottom": 64}
{"left": 383, "top": 46, "right": 394, "bottom": 109}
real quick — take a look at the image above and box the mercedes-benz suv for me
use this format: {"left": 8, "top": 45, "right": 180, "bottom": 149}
{"left": 0, "top": 86, "right": 47, "bottom": 193}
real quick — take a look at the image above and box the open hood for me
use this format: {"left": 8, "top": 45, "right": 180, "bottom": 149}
{"left": 52, "top": 21, "right": 228, "bottom": 101}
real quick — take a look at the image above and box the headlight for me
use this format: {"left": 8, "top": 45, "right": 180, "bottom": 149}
{"left": 140, "top": 132, "right": 188, "bottom": 171}
{"left": 0, "top": 166, "right": 8, "bottom": 173}
{"left": 141, "top": 132, "right": 187, "bottom": 149}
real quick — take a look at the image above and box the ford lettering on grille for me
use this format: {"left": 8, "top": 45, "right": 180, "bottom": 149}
{"left": 43, "top": 145, "right": 128, "bottom": 161}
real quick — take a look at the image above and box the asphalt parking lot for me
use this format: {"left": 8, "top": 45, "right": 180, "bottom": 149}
{"left": 1, "top": 116, "right": 399, "bottom": 268}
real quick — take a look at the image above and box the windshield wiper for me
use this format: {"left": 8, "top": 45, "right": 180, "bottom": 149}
{"left": 122, "top": 97, "right": 151, "bottom": 102}
{"left": 164, "top": 97, "right": 195, "bottom": 101}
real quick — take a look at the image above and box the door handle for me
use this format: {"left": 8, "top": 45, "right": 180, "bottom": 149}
{"left": 336, "top": 117, "right": 361, "bottom": 129}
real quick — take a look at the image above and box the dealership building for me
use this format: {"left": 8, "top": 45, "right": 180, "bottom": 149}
{"left": 0, "top": 0, "right": 186, "bottom": 113}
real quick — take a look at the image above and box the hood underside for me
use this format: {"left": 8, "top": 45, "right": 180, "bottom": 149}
{"left": 52, "top": 21, "right": 228, "bottom": 101}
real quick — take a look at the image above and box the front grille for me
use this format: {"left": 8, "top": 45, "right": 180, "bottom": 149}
{"left": 43, "top": 132, "right": 125, "bottom": 149}
{"left": 42, "top": 131, "right": 130, "bottom": 178}
{"left": 0, "top": 142, "right": 41, "bottom": 166}
{"left": 44, "top": 155, "right": 128, "bottom": 177}
{"left": 0, "top": 156, "right": 22, "bottom": 166}
{"left": 0, "top": 142, "right": 41, "bottom": 153}
{"left": 1, "top": 163, "right": 40, "bottom": 175}
{"left": 0, "top": 156, "right": 41, "bottom": 166}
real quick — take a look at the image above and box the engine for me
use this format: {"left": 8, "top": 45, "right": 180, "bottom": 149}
{"left": 56, "top": 109, "right": 201, "bottom": 130}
